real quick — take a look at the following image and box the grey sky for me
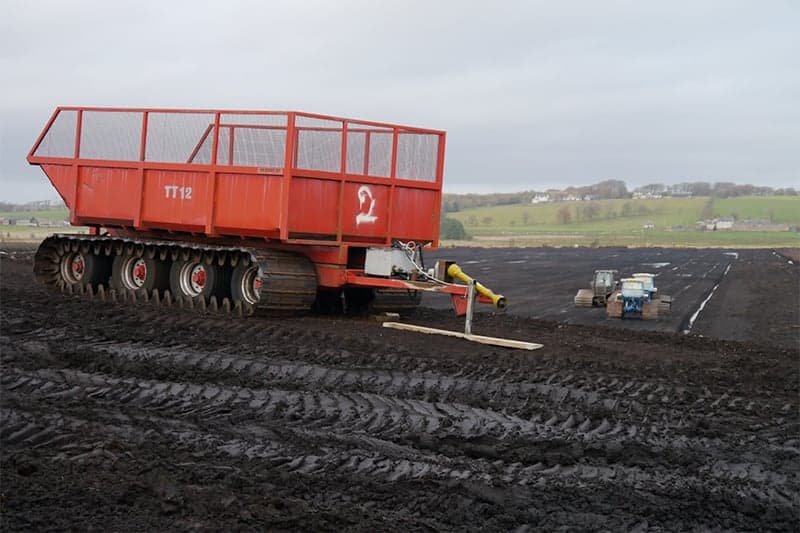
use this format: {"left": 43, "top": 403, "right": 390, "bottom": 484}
{"left": 1, "top": 0, "right": 798, "bottom": 202}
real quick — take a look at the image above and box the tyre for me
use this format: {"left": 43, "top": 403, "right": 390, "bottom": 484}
{"left": 59, "top": 250, "right": 111, "bottom": 288}
{"left": 230, "top": 263, "right": 261, "bottom": 306}
{"left": 171, "top": 259, "right": 226, "bottom": 303}
{"left": 112, "top": 254, "right": 169, "bottom": 293}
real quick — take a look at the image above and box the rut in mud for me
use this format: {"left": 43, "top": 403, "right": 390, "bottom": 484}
{"left": 1, "top": 248, "right": 799, "bottom": 530}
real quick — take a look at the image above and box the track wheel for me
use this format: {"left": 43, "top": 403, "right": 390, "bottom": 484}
{"left": 59, "top": 250, "right": 111, "bottom": 288}
{"left": 171, "top": 259, "right": 224, "bottom": 303}
{"left": 112, "top": 254, "right": 169, "bottom": 294}
{"left": 230, "top": 263, "right": 262, "bottom": 306}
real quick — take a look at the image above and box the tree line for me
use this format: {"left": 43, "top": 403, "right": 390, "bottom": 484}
{"left": 0, "top": 200, "right": 65, "bottom": 212}
{"left": 634, "top": 181, "right": 797, "bottom": 198}
{"left": 443, "top": 180, "right": 797, "bottom": 212}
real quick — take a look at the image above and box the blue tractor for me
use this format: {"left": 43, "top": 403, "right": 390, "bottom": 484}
{"left": 606, "top": 278, "right": 658, "bottom": 320}
{"left": 633, "top": 273, "right": 672, "bottom": 315}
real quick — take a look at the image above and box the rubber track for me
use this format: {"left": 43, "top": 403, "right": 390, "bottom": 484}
{"left": 574, "top": 289, "right": 594, "bottom": 307}
{"left": 33, "top": 234, "right": 318, "bottom": 315}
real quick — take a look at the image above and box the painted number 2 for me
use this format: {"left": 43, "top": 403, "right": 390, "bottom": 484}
{"left": 356, "top": 185, "right": 377, "bottom": 226}
{"left": 164, "top": 185, "right": 192, "bottom": 200}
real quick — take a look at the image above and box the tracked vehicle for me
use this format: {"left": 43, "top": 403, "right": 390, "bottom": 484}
{"left": 574, "top": 269, "right": 618, "bottom": 307}
{"left": 632, "top": 273, "right": 672, "bottom": 315}
{"left": 606, "top": 278, "right": 658, "bottom": 320}
{"left": 28, "top": 107, "right": 504, "bottom": 316}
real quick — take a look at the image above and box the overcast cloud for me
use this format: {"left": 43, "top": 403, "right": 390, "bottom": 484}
{"left": 1, "top": 0, "right": 798, "bottom": 202}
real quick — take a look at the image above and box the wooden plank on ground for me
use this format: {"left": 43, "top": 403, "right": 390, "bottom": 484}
{"left": 382, "top": 322, "right": 543, "bottom": 351}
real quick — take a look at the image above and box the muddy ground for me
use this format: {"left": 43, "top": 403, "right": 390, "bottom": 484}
{"left": 427, "top": 247, "right": 799, "bottom": 348}
{"left": 1, "top": 245, "right": 798, "bottom": 531}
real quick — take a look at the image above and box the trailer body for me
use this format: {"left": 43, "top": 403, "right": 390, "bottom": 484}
{"left": 28, "top": 107, "right": 503, "bottom": 315}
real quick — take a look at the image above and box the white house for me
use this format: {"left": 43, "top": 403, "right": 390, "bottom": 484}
{"left": 715, "top": 218, "right": 734, "bottom": 230}
{"left": 531, "top": 194, "right": 551, "bottom": 204}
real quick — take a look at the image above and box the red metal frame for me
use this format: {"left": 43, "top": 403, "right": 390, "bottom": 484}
{"left": 29, "top": 107, "right": 445, "bottom": 248}
{"left": 27, "top": 107, "right": 479, "bottom": 310}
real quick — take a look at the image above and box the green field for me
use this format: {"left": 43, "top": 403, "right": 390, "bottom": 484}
{"left": 0, "top": 208, "right": 81, "bottom": 243}
{"left": 713, "top": 196, "right": 799, "bottom": 223}
{"left": 444, "top": 196, "right": 800, "bottom": 247}
{"left": 3, "top": 200, "right": 798, "bottom": 247}
{"left": 0, "top": 226, "right": 88, "bottom": 244}
{"left": 0, "top": 208, "right": 69, "bottom": 221}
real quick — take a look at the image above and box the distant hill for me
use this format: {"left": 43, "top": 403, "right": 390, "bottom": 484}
{"left": 0, "top": 199, "right": 65, "bottom": 212}
{"left": 443, "top": 180, "right": 798, "bottom": 213}
{"left": 441, "top": 195, "right": 800, "bottom": 248}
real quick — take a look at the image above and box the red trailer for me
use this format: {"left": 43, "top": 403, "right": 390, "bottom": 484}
{"left": 28, "top": 107, "right": 505, "bottom": 315}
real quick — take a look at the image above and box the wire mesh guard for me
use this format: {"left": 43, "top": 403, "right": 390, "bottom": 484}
{"left": 33, "top": 109, "right": 441, "bottom": 182}
{"left": 32, "top": 110, "right": 78, "bottom": 158}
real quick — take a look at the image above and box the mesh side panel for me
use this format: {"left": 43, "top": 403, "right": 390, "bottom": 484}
{"left": 146, "top": 113, "right": 215, "bottom": 164}
{"left": 221, "top": 113, "right": 286, "bottom": 168}
{"left": 216, "top": 128, "right": 230, "bottom": 165}
{"left": 345, "top": 122, "right": 394, "bottom": 177}
{"left": 295, "top": 116, "right": 339, "bottom": 128}
{"left": 367, "top": 132, "right": 392, "bottom": 177}
{"left": 220, "top": 113, "right": 287, "bottom": 126}
{"left": 396, "top": 133, "right": 439, "bottom": 182}
{"left": 231, "top": 128, "right": 285, "bottom": 167}
{"left": 192, "top": 133, "right": 212, "bottom": 164}
{"left": 346, "top": 131, "right": 366, "bottom": 174}
{"left": 295, "top": 117, "right": 342, "bottom": 172}
{"left": 34, "top": 110, "right": 77, "bottom": 157}
{"left": 192, "top": 127, "right": 230, "bottom": 165}
{"left": 296, "top": 131, "right": 341, "bottom": 172}
{"left": 80, "top": 111, "right": 142, "bottom": 160}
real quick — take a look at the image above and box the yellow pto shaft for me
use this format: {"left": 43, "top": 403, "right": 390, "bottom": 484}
{"left": 446, "top": 263, "right": 507, "bottom": 309}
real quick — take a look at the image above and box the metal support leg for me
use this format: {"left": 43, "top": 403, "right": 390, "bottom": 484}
{"left": 464, "top": 279, "right": 475, "bottom": 335}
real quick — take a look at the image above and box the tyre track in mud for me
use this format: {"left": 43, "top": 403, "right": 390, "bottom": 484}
{"left": 8, "top": 300, "right": 791, "bottom": 412}
{"left": 4, "top": 402, "right": 795, "bottom": 509}
{"left": 5, "top": 299, "right": 797, "bottom": 463}
{"left": 4, "top": 339, "right": 798, "bottom": 507}
{"left": 7, "top": 323, "right": 795, "bottom": 455}
{"left": 3, "top": 364, "right": 798, "bottom": 519}
{"left": 4, "top": 367, "right": 798, "bottom": 531}
{"left": 6, "top": 328, "right": 794, "bottom": 439}
{"left": 2, "top": 249, "right": 799, "bottom": 530}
